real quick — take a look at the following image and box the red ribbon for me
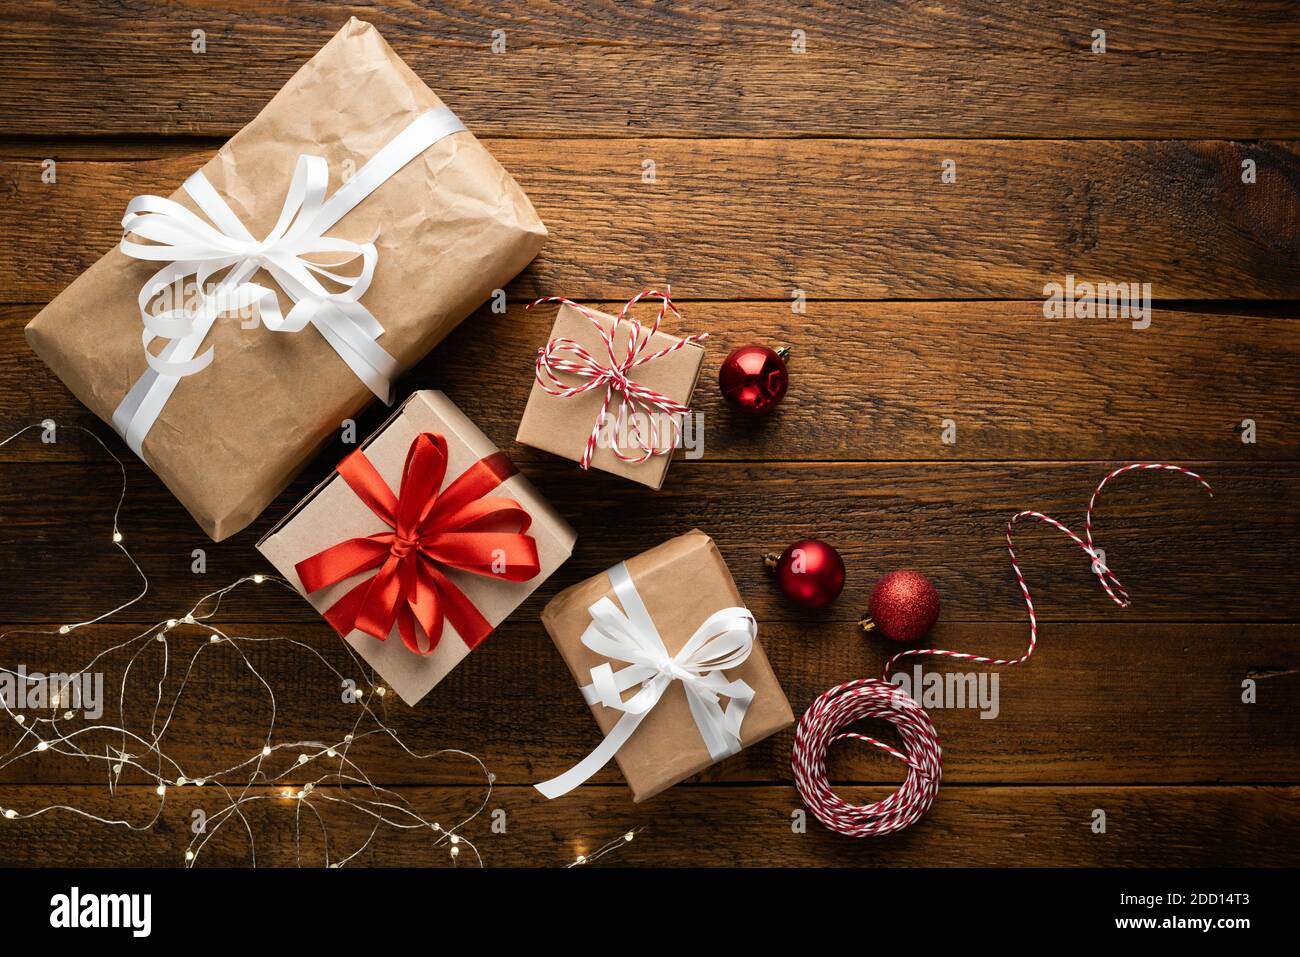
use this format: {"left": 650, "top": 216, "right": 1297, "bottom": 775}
{"left": 294, "top": 432, "right": 540, "bottom": 655}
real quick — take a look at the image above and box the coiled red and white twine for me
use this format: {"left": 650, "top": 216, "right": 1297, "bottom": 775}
{"left": 528, "top": 287, "right": 707, "bottom": 469}
{"left": 792, "top": 463, "right": 1214, "bottom": 837}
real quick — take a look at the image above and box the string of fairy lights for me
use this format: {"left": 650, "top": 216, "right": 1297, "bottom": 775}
{"left": 0, "top": 421, "right": 636, "bottom": 867}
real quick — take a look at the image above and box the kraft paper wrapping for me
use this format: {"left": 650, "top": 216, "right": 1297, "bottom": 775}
{"left": 542, "top": 530, "right": 793, "bottom": 802}
{"left": 515, "top": 303, "right": 705, "bottom": 489}
{"left": 25, "top": 18, "right": 547, "bottom": 541}
{"left": 257, "top": 391, "right": 576, "bottom": 707}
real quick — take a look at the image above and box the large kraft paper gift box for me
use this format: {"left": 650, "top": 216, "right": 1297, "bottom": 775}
{"left": 258, "top": 391, "right": 576, "bottom": 706}
{"left": 25, "top": 18, "right": 547, "bottom": 541}
{"left": 515, "top": 302, "right": 706, "bottom": 489}
{"left": 536, "top": 529, "right": 793, "bottom": 802}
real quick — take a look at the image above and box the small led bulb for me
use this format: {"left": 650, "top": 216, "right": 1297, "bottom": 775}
{"left": 176, "top": 777, "right": 186, "bottom": 786}
{"left": 375, "top": 686, "right": 386, "bottom": 697}
{"left": 112, "top": 531, "right": 123, "bottom": 543}
{"left": 63, "top": 711, "right": 74, "bottom": 720}
{"left": 166, "top": 619, "right": 178, "bottom": 629}
{"left": 156, "top": 783, "right": 166, "bottom": 796}
{"left": 326, "top": 748, "right": 338, "bottom": 758}
{"left": 194, "top": 778, "right": 206, "bottom": 787}
{"left": 252, "top": 574, "right": 265, "bottom": 584}
{"left": 624, "top": 831, "right": 635, "bottom": 842}
{"left": 450, "top": 845, "right": 460, "bottom": 858}
{"left": 2, "top": 809, "right": 16, "bottom": 819}
{"left": 185, "top": 850, "right": 194, "bottom": 862}
{"left": 14, "top": 715, "right": 24, "bottom": 724}
{"left": 35, "top": 741, "right": 49, "bottom": 751}
{"left": 450, "top": 834, "right": 460, "bottom": 845}
{"left": 296, "top": 754, "right": 308, "bottom": 765}
{"left": 575, "top": 855, "right": 587, "bottom": 865}
{"left": 58, "top": 625, "right": 70, "bottom": 635}
{"left": 261, "top": 746, "right": 272, "bottom": 757}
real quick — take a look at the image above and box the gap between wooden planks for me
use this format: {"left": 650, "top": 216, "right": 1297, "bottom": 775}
{"left": 2, "top": 139, "right": 1297, "bottom": 302}
{"left": 0, "top": 620, "right": 1293, "bottom": 787}
{"left": 0, "top": 783, "right": 1294, "bottom": 867}
{"left": 0, "top": 2, "right": 1298, "bottom": 138}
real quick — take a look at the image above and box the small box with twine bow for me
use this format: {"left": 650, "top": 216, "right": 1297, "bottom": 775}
{"left": 515, "top": 289, "right": 707, "bottom": 489}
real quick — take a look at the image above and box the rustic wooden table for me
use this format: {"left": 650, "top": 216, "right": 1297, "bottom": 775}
{"left": 0, "top": 3, "right": 1296, "bottom": 867}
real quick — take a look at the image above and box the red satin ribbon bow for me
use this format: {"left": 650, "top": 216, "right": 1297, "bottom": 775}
{"left": 295, "top": 432, "right": 540, "bottom": 655}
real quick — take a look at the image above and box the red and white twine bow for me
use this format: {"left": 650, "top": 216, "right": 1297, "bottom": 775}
{"left": 529, "top": 288, "right": 707, "bottom": 469}
{"left": 792, "top": 463, "right": 1214, "bottom": 838}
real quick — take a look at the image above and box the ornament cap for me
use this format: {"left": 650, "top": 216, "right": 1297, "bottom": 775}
{"left": 762, "top": 552, "right": 781, "bottom": 571}
{"left": 775, "top": 346, "right": 791, "bottom": 361}
{"left": 858, "top": 616, "right": 875, "bottom": 633}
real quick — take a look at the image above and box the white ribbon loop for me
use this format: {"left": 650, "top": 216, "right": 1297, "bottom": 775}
{"left": 111, "top": 106, "right": 467, "bottom": 458}
{"left": 535, "top": 562, "right": 757, "bottom": 800}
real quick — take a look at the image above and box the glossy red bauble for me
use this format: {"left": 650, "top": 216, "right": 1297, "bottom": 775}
{"left": 861, "top": 570, "right": 941, "bottom": 642}
{"left": 719, "top": 345, "right": 789, "bottom": 415}
{"left": 767, "top": 539, "right": 845, "bottom": 609}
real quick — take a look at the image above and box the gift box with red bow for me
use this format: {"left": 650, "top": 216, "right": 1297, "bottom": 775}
{"left": 515, "top": 290, "right": 707, "bottom": 489}
{"left": 257, "top": 390, "right": 576, "bottom": 705}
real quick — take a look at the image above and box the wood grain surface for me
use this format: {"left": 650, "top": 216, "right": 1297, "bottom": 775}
{"left": 4, "top": 140, "right": 1298, "bottom": 301}
{"left": 0, "top": 2, "right": 1296, "bottom": 869}
{"left": 1, "top": 2, "right": 1298, "bottom": 138}
{"left": 0, "top": 621, "right": 1293, "bottom": 786}
{"left": 0, "top": 784, "right": 1294, "bottom": 867}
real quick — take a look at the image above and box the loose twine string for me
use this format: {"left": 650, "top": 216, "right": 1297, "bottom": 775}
{"left": 792, "top": 463, "right": 1214, "bottom": 837}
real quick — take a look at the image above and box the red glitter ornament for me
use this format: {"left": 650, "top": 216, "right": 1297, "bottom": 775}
{"left": 860, "top": 570, "right": 941, "bottom": 642}
{"left": 764, "top": 539, "right": 845, "bottom": 609}
{"left": 719, "top": 345, "right": 790, "bottom": 415}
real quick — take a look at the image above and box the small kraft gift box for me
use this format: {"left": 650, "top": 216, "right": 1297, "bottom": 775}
{"left": 516, "top": 290, "right": 707, "bottom": 489}
{"left": 258, "top": 391, "right": 576, "bottom": 706}
{"left": 535, "top": 529, "right": 793, "bottom": 802}
{"left": 25, "top": 18, "right": 547, "bottom": 541}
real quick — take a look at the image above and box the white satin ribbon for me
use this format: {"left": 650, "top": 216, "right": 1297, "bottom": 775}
{"left": 535, "top": 561, "right": 757, "bottom": 799}
{"left": 111, "top": 106, "right": 467, "bottom": 458}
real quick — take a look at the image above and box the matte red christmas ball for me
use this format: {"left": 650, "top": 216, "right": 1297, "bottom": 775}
{"left": 765, "top": 539, "right": 845, "bottom": 609}
{"left": 719, "top": 345, "right": 789, "bottom": 415}
{"left": 860, "top": 570, "right": 941, "bottom": 642}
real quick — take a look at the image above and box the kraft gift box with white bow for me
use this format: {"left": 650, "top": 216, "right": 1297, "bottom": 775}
{"left": 25, "top": 18, "right": 546, "bottom": 541}
{"left": 536, "top": 529, "right": 794, "bottom": 802}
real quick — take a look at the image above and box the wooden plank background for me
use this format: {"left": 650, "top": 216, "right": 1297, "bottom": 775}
{"left": 0, "top": 1, "right": 1297, "bottom": 868}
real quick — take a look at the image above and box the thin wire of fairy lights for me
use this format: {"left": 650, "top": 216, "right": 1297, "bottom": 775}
{"left": 0, "top": 422, "right": 635, "bottom": 868}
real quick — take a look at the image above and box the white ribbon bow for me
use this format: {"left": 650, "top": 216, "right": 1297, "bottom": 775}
{"left": 111, "top": 107, "right": 467, "bottom": 457}
{"left": 535, "top": 561, "right": 757, "bottom": 799}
